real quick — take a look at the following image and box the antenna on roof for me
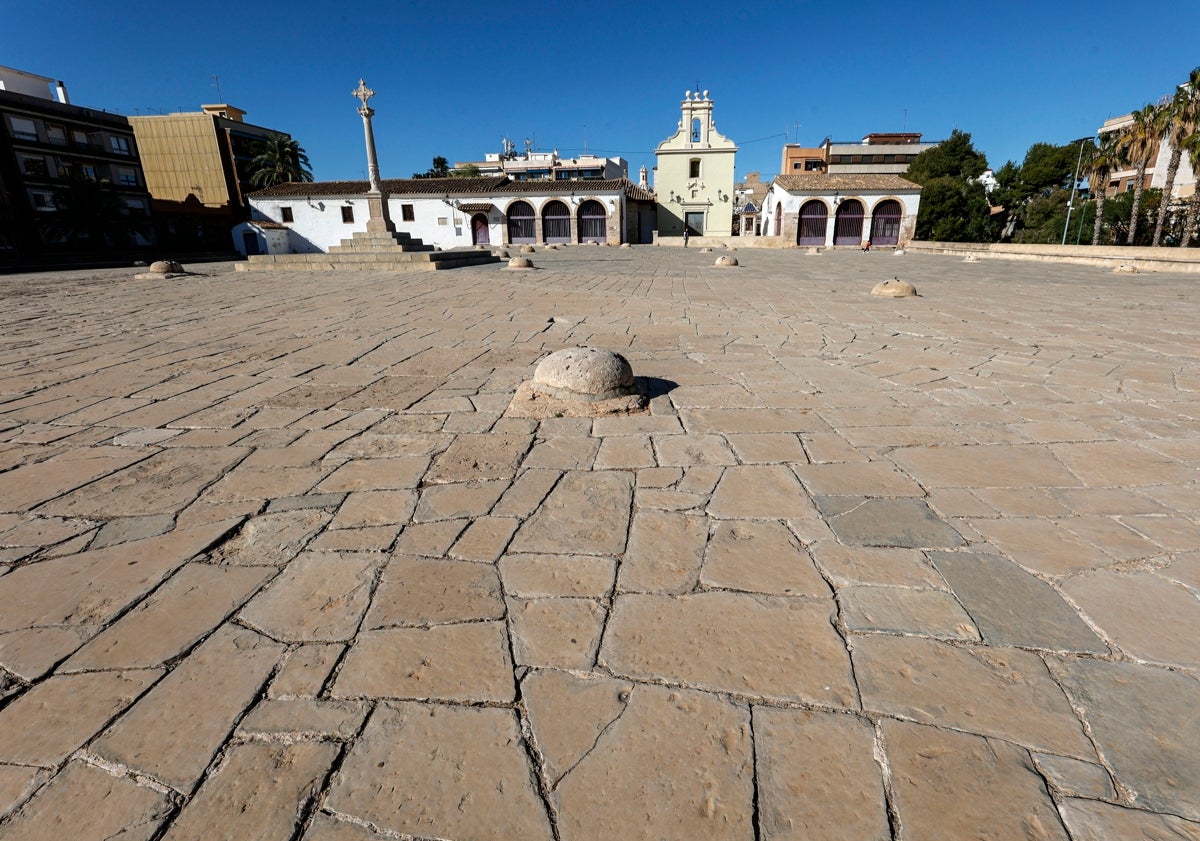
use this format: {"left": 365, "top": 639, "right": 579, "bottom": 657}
{"left": 211, "top": 74, "right": 222, "bottom": 102}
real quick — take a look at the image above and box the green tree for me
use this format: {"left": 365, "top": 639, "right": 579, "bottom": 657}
{"left": 906, "top": 129, "right": 991, "bottom": 242}
{"left": 43, "top": 173, "right": 147, "bottom": 248}
{"left": 451, "top": 163, "right": 481, "bottom": 178}
{"left": 1115, "top": 103, "right": 1167, "bottom": 245}
{"left": 1084, "top": 134, "right": 1120, "bottom": 245}
{"left": 990, "top": 140, "right": 1087, "bottom": 242}
{"left": 248, "top": 133, "right": 313, "bottom": 188}
{"left": 1183, "top": 130, "right": 1200, "bottom": 245}
{"left": 905, "top": 128, "right": 988, "bottom": 183}
{"left": 1152, "top": 67, "right": 1200, "bottom": 245}
{"left": 413, "top": 156, "right": 451, "bottom": 178}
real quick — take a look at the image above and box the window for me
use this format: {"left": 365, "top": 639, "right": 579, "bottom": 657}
{"left": 46, "top": 124, "right": 67, "bottom": 145}
{"left": 81, "top": 164, "right": 97, "bottom": 180}
{"left": 20, "top": 156, "right": 48, "bottom": 177}
{"left": 341, "top": 205, "right": 354, "bottom": 223}
{"left": 437, "top": 217, "right": 449, "bottom": 226}
{"left": 691, "top": 118, "right": 701, "bottom": 142}
{"left": 123, "top": 197, "right": 149, "bottom": 217}
{"left": 280, "top": 206, "right": 294, "bottom": 223}
{"left": 72, "top": 130, "right": 88, "bottom": 148}
{"left": 117, "top": 167, "right": 139, "bottom": 187}
{"left": 805, "top": 160, "right": 824, "bottom": 171}
{"left": 110, "top": 136, "right": 131, "bottom": 155}
{"left": 10, "top": 117, "right": 38, "bottom": 141}
{"left": 30, "top": 191, "right": 56, "bottom": 211}
{"left": 401, "top": 204, "right": 415, "bottom": 221}
{"left": 689, "top": 159, "right": 701, "bottom": 178}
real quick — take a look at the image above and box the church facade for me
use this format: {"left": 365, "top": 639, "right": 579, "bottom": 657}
{"left": 653, "top": 91, "right": 737, "bottom": 239}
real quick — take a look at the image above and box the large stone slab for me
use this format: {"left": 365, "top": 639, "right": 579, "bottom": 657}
{"left": 820, "top": 497, "right": 965, "bottom": 548}
{"left": 1046, "top": 656, "right": 1200, "bottom": 821}
{"left": 882, "top": 720, "right": 1069, "bottom": 840}
{"left": 853, "top": 635, "right": 1093, "bottom": 758}
{"left": 755, "top": 707, "right": 889, "bottom": 840}
{"left": 601, "top": 591, "right": 856, "bottom": 707}
{"left": 425, "top": 433, "right": 531, "bottom": 483}
{"left": 839, "top": 585, "right": 979, "bottom": 640}
{"left": 510, "top": 471, "right": 633, "bottom": 556}
{"left": 701, "top": 520, "right": 831, "bottom": 596}
{"left": 521, "top": 668, "right": 632, "bottom": 787}
{"left": 708, "top": 465, "right": 821, "bottom": 520}
{"left": 325, "top": 702, "right": 553, "bottom": 840}
{"left": 508, "top": 597, "right": 606, "bottom": 669}
{"left": 1057, "top": 798, "right": 1200, "bottom": 841}
{"left": 208, "top": 509, "right": 331, "bottom": 566}
{"left": 364, "top": 554, "right": 504, "bottom": 627}
{"left": 238, "top": 551, "right": 379, "bottom": 642}
{"left": 552, "top": 683, "right": 754, "bottom": 841}
{"left": 928, "top": 551, "right": 1107, "bottom": 653}
{"left": 0, "top": 446, "right": 147, "bottom": 512}
{"left": 890, "top": 444, "right": 1081, "bottom": 488}
{"left": 619, "top": 510, "right": 708, "bottom": 594}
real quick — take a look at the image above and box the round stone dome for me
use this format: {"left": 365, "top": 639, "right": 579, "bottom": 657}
{"left": 871, "top": 278, "right": 918, "bottom": 297}
{"left": 531, "top": 347, "right": 636, "bottom": 402}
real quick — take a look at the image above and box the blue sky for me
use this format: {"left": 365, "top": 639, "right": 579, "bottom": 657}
{"left": 5, "top": 0, "right": 1199, "bottom": 184}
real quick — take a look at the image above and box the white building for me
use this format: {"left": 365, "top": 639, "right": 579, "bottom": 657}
{"left": 455, "top": 140, "right": 627, "bottom": 181}
{"left": 1099, "top": 113, "right": 1196, "bottom": 200}
{"left": 654, "top": 90, "right": 737, "bottom": 238}
{"left": 762, "top": 174, "right": 921, "bottom": 247}
{"left": 240, "top": 176, "right": 656, "bottom": 255}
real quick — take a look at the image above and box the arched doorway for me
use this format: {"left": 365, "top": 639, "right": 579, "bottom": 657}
{"left": 797, "top": 200, "right": 827, "bottom": 246}
{"left": 578, "top": 200, "right": 606, "bottom": 242}
{"left": 773, "top": 204, "right": 782, "bottom": 236}
{"left": 543, "top": 200, "right": 570, "bottom": 243}
{"left": 507, "top": 201, "right": 535, "bottom": 244}
{"left": 472, "top": 213, "right": 490, "bottom": 245}
{"left": 870, "top": 199, "right": 902, "bottom": 246}
{"left": 833, "top": 199, "right": 865, "bottom": 246}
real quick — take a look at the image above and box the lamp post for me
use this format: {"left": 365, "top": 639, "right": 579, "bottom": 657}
{"left": 352, "top": 78, "right": 395, "bottom": 233}
{"left": 1061, "top": 136, "right": 1090, "bottom": 246}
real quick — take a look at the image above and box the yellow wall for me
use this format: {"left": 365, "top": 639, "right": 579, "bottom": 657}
{"left": 128, "top": 114, "right": 230, "bottom": 206}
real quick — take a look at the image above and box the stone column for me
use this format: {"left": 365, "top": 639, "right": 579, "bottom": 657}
{"left": 352, "top": 79, "right": 395, "bottom": 234}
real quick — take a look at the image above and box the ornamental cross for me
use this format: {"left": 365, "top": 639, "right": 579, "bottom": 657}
{"left": 352, "top": 79, "right": 375, "bottom": 115}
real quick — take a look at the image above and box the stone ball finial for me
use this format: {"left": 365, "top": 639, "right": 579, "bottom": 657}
{"left": 703, "top": 89, "right": 710, "bottom": 99}
{"left": 520, "top": 245, "right": 535, "bottom": 253}
{"left": 507, "top": 256, "right": 532, "bottom": 268}
{"left": 149, "top": 260, "right": 184, "bottom": 274}
{"left": 871, "top": 277, "right": 917, "bottom": 298}
{"left": 532, "top": 347, "right": 636, "bottom": 402}
{"left": 685, "top": 90, "right": 691, "bottom": 100}
{"left": 715, "top": 255, "right": 739, "bottom": 268}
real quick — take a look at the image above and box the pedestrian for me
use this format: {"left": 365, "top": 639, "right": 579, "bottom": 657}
{"left": 683, "top": 226, "right": 690, "bottom": 248}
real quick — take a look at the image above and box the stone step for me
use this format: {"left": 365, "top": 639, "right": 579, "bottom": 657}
{"left": 236, "top": 250, "right": 500, "bottom": 272}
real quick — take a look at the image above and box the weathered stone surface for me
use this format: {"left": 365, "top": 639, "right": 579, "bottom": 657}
{"left": 602, "top": 592, "right": 856, "bottom": 706}
{"left": 491, "top": 468, "right": 561, "bottom": 517}
{"left": 1046, "top": 656, "right": 1200, "bottom": 821}
{"left": 0, "top": 446, "right": 146, "bottom": 512}
{"left": 521, "top": 669, "right": 631, "bottom": 786}
{"left": 1032, "top": 753, "right": 1116, "bottom": 800}
{"left": 840, "top": 585, "right": 980, "bottom": 640}
{"left": 619, "top": 510, "right": 708, "bottom": 593}
{"left": 821, "top": 497, "right": 965, "bottom": 548}
{"left": 754, "top": 707, "right": 890, "bottom": 841}
{"left": 270, "top": 643, "right": 344, "bottom": 698}
{"left": 708, "top": 465, "right": 820, "bottom": 520}
{"left": 236, "top": 698, "right": 367, "bottom": 740}
{"left": 810, "top": 541, "right": 945, "bottom": 588}
{"left": 0, "top": 626, "right": 92, "bottom": 681}
{"left": 364, "top": 554, "right": 503, "bottom": 627}
{"left": 1057, "top": 798, "right": 1200, "bottom": 841}
{"left": 413, "top": 479, "right": 508, "bottom": 522}
{"left": 510, "top": 470, "right": 632, "bottom": 555}
{"left": 1060, "top": 570, "right": 1200, "bottom": 667}
{"left": 882, "top": 720, "right": 1069, "bottom": 840}
{"left": 90, "top": 625, "right": 283, "bottom": 791}
{"left": 552, "top": 683, "right": 754, "bottom": 841}
{"left": 890, "top": 444, "right": 1081, "bottom": 488}
{"left": 701, "top": 520, "right": 831, "bottom": 596}
{"left": 332, "top": 622, "right": 514, "bottom": 702}
{"left": 0, "top": 519, "right": 238, "bottom": 632}
{"left": 967, "top": 517, "right": 1111, "bottom": 575}
{"left": 90, "top": 514, "right": 176, "bottom": 549}
{"left": 425, "top": 433, "right": 531, "bottom": 483}
{"left": 209, "top": 510, "right": 331, "bottom": 566}
{"left": 161, "top": 741, "right": 338, "bottom": 840}
{"left": 315, "top": 457, "right": 427, "bottom": 492}
{"left": 67, "top": 563, "right": 272, "bottom": 669}
{"left": 594, "top": 433, "right": 656, "bottom": 468}
{"left": 0, "top": 670, "right": 161, "bottom": 766}
{"left": 522, "top": 436, "right": 600, "bottom": 469}
{"left": 508, "top": 597, "right": 606, "bottom": 668}
{"left": 532, "top": 347, "right": 637, "bottom": 400}
{"left": 853, "top": 635, "right": 1093, "bottom": 757}
{"left": 449, "top": 515, "right": 520, "bottom": 562}
{"left": 1052, "top": 440, "right": 1196, "bottom": 487}
{"left": 0, "top": 764, "right": 46, "bottom": 821}
{"left": 928, "top": 551, "right": 1107, "bottom": 652}
{"left": 870, "top": 278, "right": 916, "bottom": 297}
{"left": 795, "top": 461, "right": 924, "bottom": 497}
{"left": 653, "top": 433, "right": 738, "bottom": 466}
{"left": 239, "top": 552, "right": 379, "bottom": 642}
{"left": 326, "top": 702, "right": 553, "bottom": 840}
{"left": 0, "top": 760, "right": 170, "bottom": 841}
{"left": 331, "top": 489, "right": 417, "bottom": 528}
{"left": 499, "top": 553, "right": 616, "bottom": 597}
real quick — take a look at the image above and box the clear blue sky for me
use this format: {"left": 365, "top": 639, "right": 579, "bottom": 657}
{"left": 5, "top": 0, "right": 1199, "bottom": 184}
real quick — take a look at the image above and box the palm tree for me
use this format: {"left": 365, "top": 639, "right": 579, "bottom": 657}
{"left": 1152, "top": 67, "right": 1200, "bottom": 245}
{"left": 1115, "top": 103, "right": 1166, "bottom": 245}
{"left": 1085, "top": 134, "right": 1119, "bottom": 245}
{"left": 1182, "top": 130, "right": 1200, "bottom": 246}
{"left": 248, "top": 133, "right": 313, "bottom": 188}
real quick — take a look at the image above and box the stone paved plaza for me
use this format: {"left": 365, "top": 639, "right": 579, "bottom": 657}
{"left": 1, "top": 246, "right": 1198, "bottom": 840}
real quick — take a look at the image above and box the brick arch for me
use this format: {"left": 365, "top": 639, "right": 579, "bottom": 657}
{"left": 506, "top": 200, "right": 535, "bottom": 244}
{"left": 577, "top": 199, "right": 607, "bottom": 242}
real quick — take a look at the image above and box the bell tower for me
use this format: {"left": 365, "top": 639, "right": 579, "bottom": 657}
{"left": 654, "top": 90, "right": 737, "bottom": 240}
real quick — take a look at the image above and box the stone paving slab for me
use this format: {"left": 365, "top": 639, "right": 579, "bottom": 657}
{"left": 2, "top": 251, "right": 1200, "bottom": 838}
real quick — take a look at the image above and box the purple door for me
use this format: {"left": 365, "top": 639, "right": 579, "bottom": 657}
{"left": 472, "top": 214, "right": 490, "bottom": 245}
{"left": 507, "top": 201, "right": 535, "bottom": 243}
{"left": 797, "top": 200, "right": 827, "bottom": 246}
{"left": 834, "top": 200, "right": 864, "bottom": 246}
{"left": 543, "top": 200, "right": 570, "bottom": 243}
{"left": 578, "top": 200, "right": 606, "bottom": 242}
{"left": 870, "top": 199, "right": 901, "bottom": 245}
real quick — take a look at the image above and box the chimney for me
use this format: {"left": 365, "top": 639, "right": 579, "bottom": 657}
{"left": 55, "top": 81, "right": 69, "bottom": 104}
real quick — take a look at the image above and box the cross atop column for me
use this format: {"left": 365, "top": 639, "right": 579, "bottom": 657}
{"left": 352, "top": 78, "right": 394, "bottom": 233}
{"left": 352, "top": 79, "right": 375, "bottom": 117}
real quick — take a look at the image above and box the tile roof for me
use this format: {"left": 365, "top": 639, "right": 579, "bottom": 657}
{"left": 457, "top": 202, "right": 494, "bottom": 213}
{"left": 773, "top": 174, "right": 921, "bottom": 192}
{"left": 247, "top": 176, "right": 658, "bottom": 202}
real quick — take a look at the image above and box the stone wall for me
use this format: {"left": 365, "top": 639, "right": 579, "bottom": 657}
{"left": 906, "top": 241, "right": 1200, "bottom": 273}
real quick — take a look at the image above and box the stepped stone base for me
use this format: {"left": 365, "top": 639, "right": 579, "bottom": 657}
{"left": 236, "top": 231, "right": 501, "bottom": 273}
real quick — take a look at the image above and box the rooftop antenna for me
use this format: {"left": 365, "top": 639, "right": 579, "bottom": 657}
{"left": 583, "top": 124, "right": 588, "bottom": 156}
{"left": 903, "top": 108, "right": 907, "bottom": 131}
{"left": 211, "top": 74, "right": 223, "bottom": 102}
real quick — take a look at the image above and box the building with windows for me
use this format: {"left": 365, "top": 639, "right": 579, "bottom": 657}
{"left": 654, "top": 90, "right": 737, "bottom": 238}
{"left": 0, "top": 65, "right": 153, "bottom": 263}
{"left": 1099, "top": 113, "right": 1196, "bottom": 200}
{"left": 762, "top": 174, "right": 921, "bottom": 248}
{"left": 240, "top": 176, "right": 656, "bottom": 255}
{"left": 781, "top": 133, "right": 939, "bottom": 179}
{"left": 128, "top": 105, "right": 301, "bottom": 250}
{"left": 455, "top": 140, "right": 627, "bottom": 181}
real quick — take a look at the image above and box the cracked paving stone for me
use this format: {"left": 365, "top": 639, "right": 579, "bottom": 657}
{"left": 890, "top": 443, "right": 1082, "bottom": 489}
{"left": 499, "top": 553, "right": 617, "bottom": 598}
{"left": 209, "top": 510, "right": 331, "bottom": 567}
{"left": 551, "top": 682, "right": 754, "bottom": 841}
{"left": 363, "top": 555, "right": 504, "bottom": 627}
{"left": 708, "top": 465, "right": 822, "bottom": 520}
{"left": 161, "top": 741, "right": 339, "bottom": 841}
{"left": 1046, "top": 656, "right": 1200, "bottom": 821}
{"left": 0, "top": 446, "right": 147, "bottom": 512}
{"left": 853, "top": 635, "right": 1093, "bottom": 758}
{"left": 701, "top": 520, "right": 831, "bottom": 596}
{"left": 510, "top": 470, "right": 633, "bottom": 556}
{"left": 882, "top": 720, "right": 1070, "bottom": 840}
{"left": 1056, "top": 798, "right": 1200, "bottom": 840}
{"left": 839, "top": 585, "right": 980, "bottom": 640}
{"left": 521, "top": 668, "right": 632, "bottom": 787}
{"left": 0, "top": 759, "right": 171, "bottom": 841}
{"left": 601, "top": 591, "right": 856, "bottom": 707}
{"left": 238, "top": 551, "right": 379, "bottom": 643}
{"left": 508, "top": 597, "right": 606, "bottom": 669}
{"left": 269, "top": 643, "right": 345, "bottom": 699}
{"left": 754, "top": 707, "right": 890, "bottom": 841}
{"left": 0, "top": 626, "right": 93, "bottom": 681}
{"left": 810, "top": 541, "right": 945, "bottom": 588}
{"left": 412, "top": 479, "right": 509, "bottom": 522}
{"left": 235, "top": 697, "right": 367, "bottom": 740}
{"left": 331, "top": 621, "right": 514, "bottom": 702}
{"left": 0, "top": 764, "right": 48, "bottom": 821}
{"left": 1032, "top": 753, "right": 1116, "bottom": 801}
{"left": 619, "top": 510, "right": 708, "bottom": 594}
{"left": 928, "top": 551, "right": 1107, "bottom": 653}
{"left": 819, "top": 496, "right": 965, "bottom": 548}
{"left": 424, "top": 433, "right": 532, "bottom": 483}
{"left": 324, "top": 701, "right": 553, "bottom": 841}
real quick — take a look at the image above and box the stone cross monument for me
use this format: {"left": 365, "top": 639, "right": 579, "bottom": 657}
{"left": 352, "top": 78, "right": 395, "bottom": 233}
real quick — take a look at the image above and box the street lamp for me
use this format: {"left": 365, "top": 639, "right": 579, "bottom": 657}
{"left": 1062, "top": 137, "right": 1091, "bottom": 246}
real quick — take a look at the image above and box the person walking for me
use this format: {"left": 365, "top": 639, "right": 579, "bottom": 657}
{"left": 683, "top": 226, "right": 690, "bottom": 248}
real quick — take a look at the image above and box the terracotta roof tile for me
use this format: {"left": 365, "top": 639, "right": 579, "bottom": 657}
{"left": 773, "top": 174, "right": 921, "bottom": 192}
{"left": 248, "top": 176, "right": 510, "bottom": 198}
